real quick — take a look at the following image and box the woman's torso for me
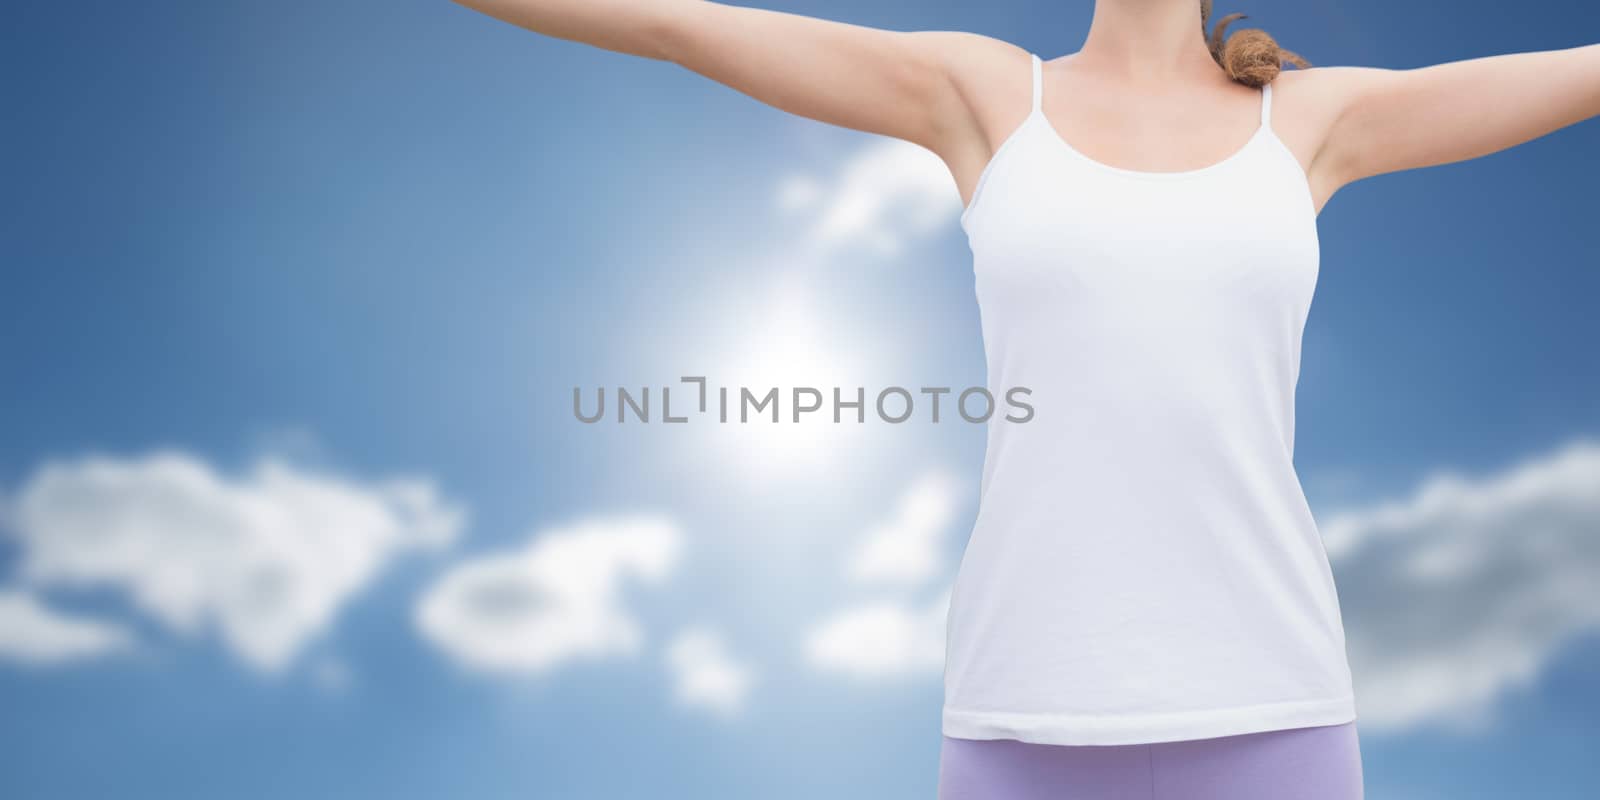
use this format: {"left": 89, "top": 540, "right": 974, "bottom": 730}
{"left": 943, "top": 52, "right": 1357, "bottom": 746}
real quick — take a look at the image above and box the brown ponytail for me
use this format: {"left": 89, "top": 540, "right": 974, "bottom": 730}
{"left": 1200, "top": 0, "right": 1310, "bottom": 87}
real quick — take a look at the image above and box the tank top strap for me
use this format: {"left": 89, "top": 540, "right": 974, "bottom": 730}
{"left": 1259, "top": 81, "right": 1273, "bottom": 128}
{"left": 1030, "top": 53, "right": 1043, "bottom": 114}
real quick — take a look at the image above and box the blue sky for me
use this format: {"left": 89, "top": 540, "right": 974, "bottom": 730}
{"left": 2, "top": 1, "right": 1598, "bottom": 798}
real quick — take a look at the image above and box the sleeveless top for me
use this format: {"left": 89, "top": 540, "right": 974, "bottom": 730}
{"left": 943, "top": 53, "right": 1357, "bottom": 746}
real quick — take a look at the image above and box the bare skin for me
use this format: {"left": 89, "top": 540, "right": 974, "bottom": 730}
{"left": 448, "top": 0, "right": 1600, "bottom": 217}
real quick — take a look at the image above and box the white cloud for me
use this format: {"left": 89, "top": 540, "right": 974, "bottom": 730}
{"left": 4, "top": 451, "right": 464, "bottom": 673}
{"left": 664, "top": 627, "right": 754, "bottom": 716}
{"left": 804, "top": 469, "right": 965, "bottom": 679}
{"left": 803, "top": 589, "right": 950, "bottom": 678}
{"left": 788, "top": 137, "right": 959, "bottom": 256}
{"left": 846, "top": 469, "right": 967, "bottom": 587}
{"left": 1322, "top": 437, "right": 1600, "bottom": 732}
{"left": 415, "top": 515, "right": 681, "bottom": 675}
{"left": 0, "top": 590, "right": 134, "bottom": 666}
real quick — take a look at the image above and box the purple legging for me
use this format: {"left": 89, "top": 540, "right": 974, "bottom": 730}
{"left": 937, "top": 721, "right": 1363, "bottom": 799}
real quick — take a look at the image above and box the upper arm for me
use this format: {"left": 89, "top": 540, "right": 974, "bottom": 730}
{"left": 1315, "top": 43, "right": 1600, "bottom": 192}
{"left": 450, "top": 0, "right": 1025, "bottom": 201}
{"left": 655, "top": 3, "right": 988, "bottom": 152}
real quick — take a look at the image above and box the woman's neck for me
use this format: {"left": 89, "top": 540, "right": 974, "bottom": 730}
{"left": 1075, "top": 0, "right": 1219, "bottom": 84}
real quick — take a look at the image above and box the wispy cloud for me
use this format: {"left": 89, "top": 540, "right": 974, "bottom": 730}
{"left": 804, "top": 589, "right": 951, "bottom": 678}
{"left": 415, "top": 515, "right": 681, "bottom": 675}
{"left": 805, "top": 469, "right": 966, "bottom": 678}
{"left": 1324, "top": 437, "right": 1600, "bottom": 733}
{"left": 664, "top": 626, "right": 755, "bottom": 716}
{"left": 0, "top": 590, "right": 134, "bottom": 666}
{"left": 845, "top": 469, "right": 968, "bottom": 587}
{"left": 3, "top": 451, "right": 463, "bottom": 673}
{"left": 780, "top": 137, "right": 959, "bottom": 257}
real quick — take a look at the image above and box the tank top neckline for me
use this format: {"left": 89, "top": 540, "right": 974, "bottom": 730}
{"left": 961, "top": 52, "right": 1281, "bottom": 228}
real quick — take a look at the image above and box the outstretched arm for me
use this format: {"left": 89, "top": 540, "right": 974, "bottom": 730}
{"left": 1314, "top": 43, "right": 1600, "bottom": 196}
{"left": 447, "top": 0, "right": 988, "bottom": 152}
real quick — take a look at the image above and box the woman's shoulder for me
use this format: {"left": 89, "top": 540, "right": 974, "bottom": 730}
{"left": 1271, "top": 63, "right": 1396, "bottom": 104}
{"left": 929, "top": 32, "right": 1035, "bottom": 90}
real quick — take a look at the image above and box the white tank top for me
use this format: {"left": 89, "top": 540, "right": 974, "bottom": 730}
{"left": 944, "top": 53, "right": 1357, "bottom": 746}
